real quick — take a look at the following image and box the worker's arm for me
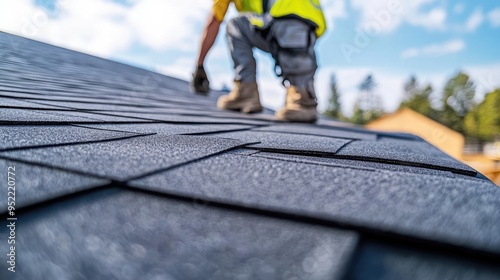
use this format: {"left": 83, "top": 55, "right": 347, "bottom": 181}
{"left": 196, "top": 13, "right": 222, "bottom": 66}
{"left": 192, "top": 13, "right": 221, "bottom": 93}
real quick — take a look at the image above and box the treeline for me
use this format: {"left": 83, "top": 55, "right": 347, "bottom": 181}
{"left": 324, "top": 71, "right": 500, "bottom": 142}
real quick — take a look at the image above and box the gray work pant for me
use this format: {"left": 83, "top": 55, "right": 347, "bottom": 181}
{"left": 226, "top": 15, "right": 318, "bottom": 97}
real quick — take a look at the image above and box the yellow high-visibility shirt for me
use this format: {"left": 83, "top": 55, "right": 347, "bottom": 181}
{"left": 212, "top": 0, "right": 242, "bottom": 23}
{"left": 212, "top": 0, "right": 267, "bottom": 22}
{"left": 212, "top": 0, "right": 326, "bottom": 37}
{"left": 270, "top": 0, "right": 327, "bottom": 37}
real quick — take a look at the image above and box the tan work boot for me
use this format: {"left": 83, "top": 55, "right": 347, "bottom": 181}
{"left": 217, "top": 81, "right": 263, "bottom": 113}
{"left": 276, "top": 86, "right": 318, "bottom": 123}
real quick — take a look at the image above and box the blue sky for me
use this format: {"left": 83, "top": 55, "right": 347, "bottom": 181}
{"left": 1, "top": 0, "right": 499, "bottom": 114}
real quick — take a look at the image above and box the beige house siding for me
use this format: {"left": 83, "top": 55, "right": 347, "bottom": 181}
{"left": 366, "top": 108, "right": 499, "bottom": 186}
{"left": 366, "top": 108, "right": 464, "bottom": 159}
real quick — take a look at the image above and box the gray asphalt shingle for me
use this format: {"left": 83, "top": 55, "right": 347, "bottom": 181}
{"left": 0, "top": 159, "right": 108, "bottom": 211}
{"left": 218, "top": 131, "right": 353, "bottom": 154}
{"left": 0, "top": 189, "right": 358, "bottom": 280}
{"left": 253, "top": 151, "right": 483, "bottom": 180}
{"left": 336, "top": 140, "right": 477, "bottom": 175}
{"left": 130, "top": 153, "right": 500, "bottom": 255}
{"left": 0, "top": 135, "right": 249, "bottom": 180}
{"left": 0, "top": 125, "right": 137, "bottom": 151}
{"left": 0, "top": 108, "right": 98, "bottom": 123}
{"left": 0, "top": 98, "right": 65, "bottom": 109}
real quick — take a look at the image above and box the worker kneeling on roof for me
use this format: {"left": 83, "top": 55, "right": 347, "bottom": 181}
{"left": 192, "top": 0, "right": 327, "bottom": 123}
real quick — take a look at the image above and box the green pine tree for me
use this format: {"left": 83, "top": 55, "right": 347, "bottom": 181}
{"left": 400, "top": 75, "right": 438, "bottom": 120}
{"left": 324, "top": 74, "right": 344, "bottom": 120}
{"left": 464, "top": 88, "right": 500, "bottom": 141}
{"left": 351, "top": 74, "right": 384, "bottom": 125}
{"left": 351, "top": 99, "right": 366, "bottom": 125}
{"left": 440, "top": 72, "right": 476, "bottom": 133}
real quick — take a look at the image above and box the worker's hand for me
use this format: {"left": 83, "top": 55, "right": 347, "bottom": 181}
{"left": 191, "top": 65, "right": 210, "bottom": 94}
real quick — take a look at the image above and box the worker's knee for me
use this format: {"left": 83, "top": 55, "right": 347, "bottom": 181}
{"left": 226, "top": 16, "right": 249, "bottom": 39}
{"left": 278, "top": 50, "right": 317, "bottom": 76}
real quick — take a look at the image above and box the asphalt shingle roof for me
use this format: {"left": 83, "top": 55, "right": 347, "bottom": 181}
{"left": 1, "top": 32, "right": 500, "bottom": 280}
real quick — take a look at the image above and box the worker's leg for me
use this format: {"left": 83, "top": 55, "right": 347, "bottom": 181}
{"left": 226, "top": 15, "right": 270, "bottom": 83}
{"left": 217, "top": 15, "right": 268, "bottom": 113}
{"left": 269, "top": 19, "right": 318, "bottom": 123}
{"left": 269, "top": 19, "right": 318, "bottom": 96}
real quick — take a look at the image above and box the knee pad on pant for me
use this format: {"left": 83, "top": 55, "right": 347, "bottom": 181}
{"left": 268, "top": 19, "right": 318, "bottom": 79}
{"left": 277, "top": 50, "right": 317, "bottom": 76}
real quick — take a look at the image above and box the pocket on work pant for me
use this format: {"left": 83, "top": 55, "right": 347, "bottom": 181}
{"left": 272, "top": 19, "right": 312, "bottom": 50}
{"left": 269, "top": 19, "right": 317, "bottom": 76}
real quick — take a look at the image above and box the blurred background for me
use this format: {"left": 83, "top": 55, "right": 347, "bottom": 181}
{"left": 0, "top": 0, "right": 499, "bottom": 183}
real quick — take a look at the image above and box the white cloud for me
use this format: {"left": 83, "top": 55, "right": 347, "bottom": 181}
{"left": 0, "top": 0, "right": 133, "bottom": 57}
{"left": 45, "top": 0, "right": 133, "bottom": 57}
{"left": 400, "top": 48, "right": 420, "bottom": 59}
{"left": 128, "top": 0, "right": 210, "bottom": 51}
{"left": 322, "top": 0, "right": 347, "bottom": 30}
{"left": 488, "top": 8, "right": 500, "bottom": 27}
{"left": 422, "top": 39, "right": 465, "bottom": 56}
{"left": 465, "top": 8, "right": 484, "bottom": 32}
{"left": 157, "top": 57, "right": 193, "bottom": 81}
{"left": 350, "top": 0, "right": 447, "bottom": 33}
{"left": 400, "top": 39, "right": 466, "bottom": 59}
{"left": 407, "top": 7, "right": 447, "bottom": 31}
{"left": 0, "top": 0, "right": 211, "bottom": 56}
{"left": 465, "top": 63, "right": 500, "bottom": 98}
{"left": 0, "top": 0, "right": 38, "bottom": 33}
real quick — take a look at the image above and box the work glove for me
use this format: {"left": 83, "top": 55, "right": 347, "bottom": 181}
{"left": 191, "top": 65, "right": 210, "bottom": 94}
